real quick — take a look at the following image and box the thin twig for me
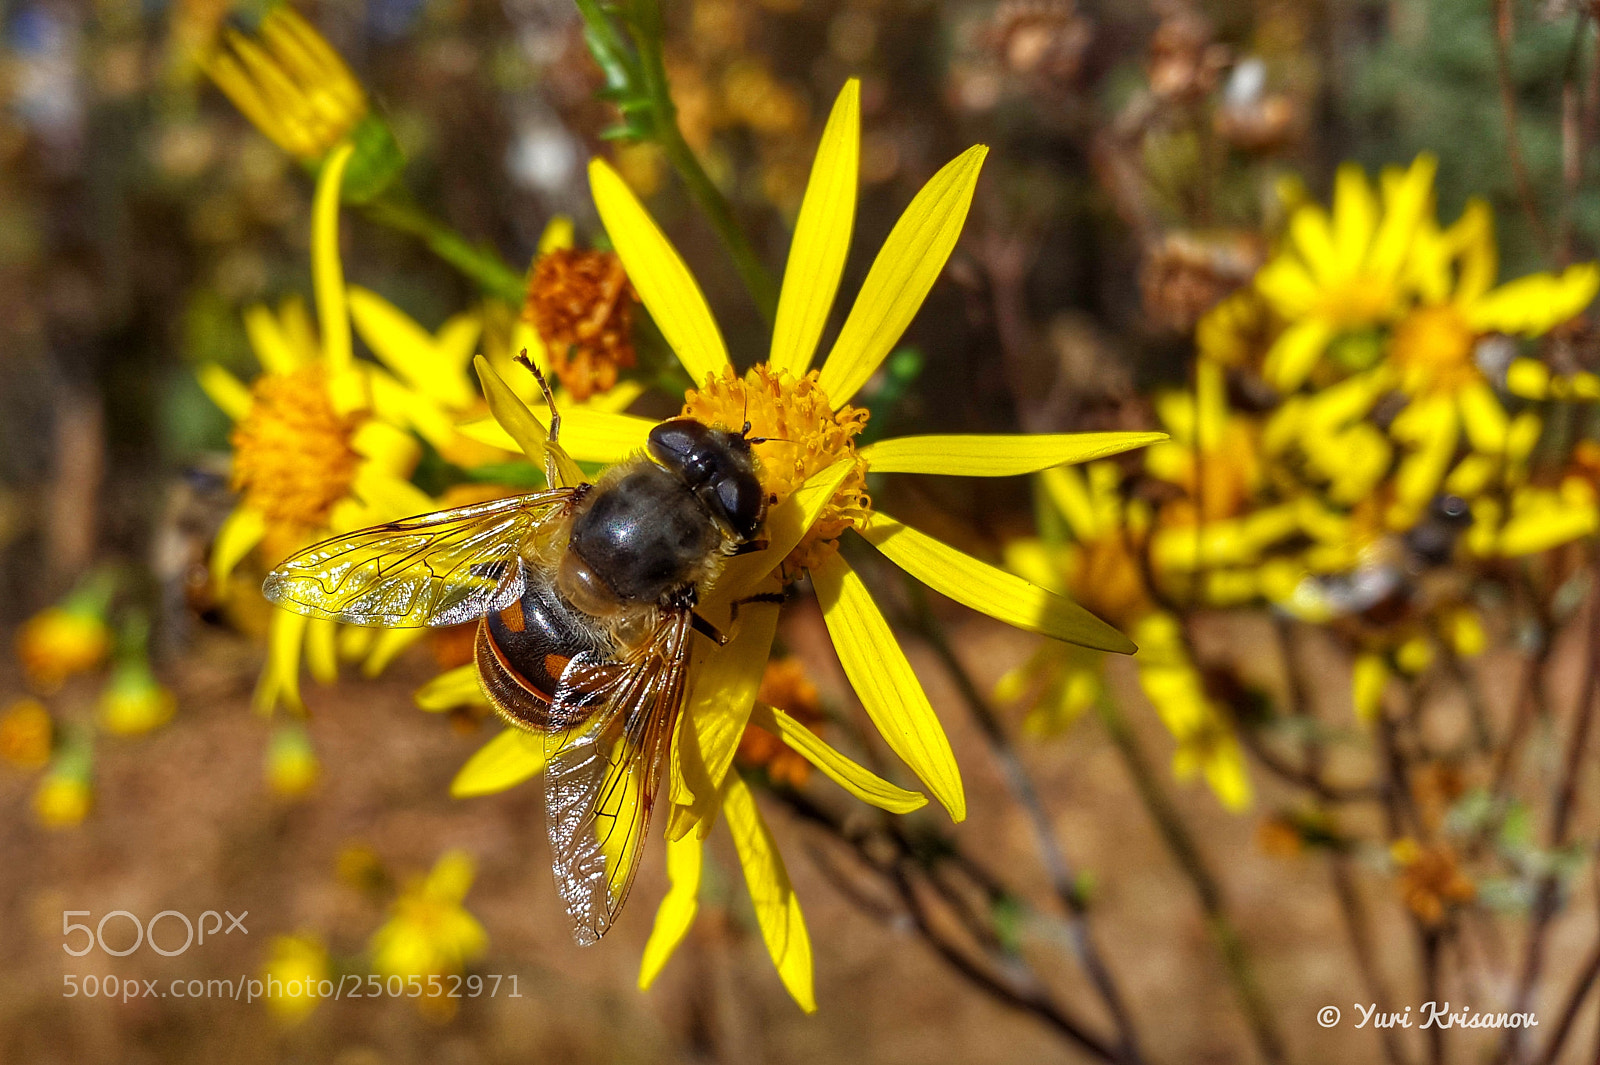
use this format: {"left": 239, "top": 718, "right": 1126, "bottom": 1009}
{"left": 1493, "top": 0, "right": 1555, "bottom": 255}
{"left": 902, "top": 582, "right": 1147, "bottom": 1065}
{"left": 776, "top": 788, "right": 1125, "bottom": 1063}
{"left": 1330, "top": 855, "right": 1415, "bottom": 1065}
{"left": 1093, "top": 691, "right": 1289, "bottom": 1065}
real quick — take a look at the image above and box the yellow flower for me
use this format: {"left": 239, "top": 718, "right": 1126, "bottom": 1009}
{"left": 261, "top": 933, "right": 329, "bottom": 1023}
{"left": 0, "top": 698, "right": 53, "bottom": 769}
{"left": 1254, "top": 155, "right": 1437, "bottom": 389}
{"left": 1000, "top": 469, "right": 1253, "bottom": 810}
{"left": 205, "top": 6, "right": 365, "bottom": 161}
{"left": 265, "top": 723, "right": 320, "bottom": 798}
{"left": 452, "top": 80, "right": 1160, "bottom": 1008}
{"left": 1380, "top": 201, "right": 1599, "bottom": 525}
{"left": 97, "top": 659, "right": 177, "bottom": 737}
{"left": 199, "top": 145, "right": 436, "bottom": 712}
{"left": 34, "top": 746, "right": 92, "bottom": 828}
{"left": 368, "top": 851, "right": 488, "bottom": 988}
{"left": 16, "top": 580, "right": 113, "bottom": 693}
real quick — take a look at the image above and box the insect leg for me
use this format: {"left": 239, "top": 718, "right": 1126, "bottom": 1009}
{"left": 690, "top": 613, "right": 729, "bottom": 646}
{"left": 728, "top": 590, "right": 787, "bottom": 626}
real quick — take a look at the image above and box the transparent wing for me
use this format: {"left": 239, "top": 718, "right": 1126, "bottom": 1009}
{"left": 544, "top": 610, "right": 693, "bottom": 945}
{"left": 262, "top": 490, "right": 577, "bottom": 626}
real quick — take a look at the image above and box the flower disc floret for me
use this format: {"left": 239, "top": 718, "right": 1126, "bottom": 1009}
{"left": 230, "top": 365, "right": 364, "bottom": 554}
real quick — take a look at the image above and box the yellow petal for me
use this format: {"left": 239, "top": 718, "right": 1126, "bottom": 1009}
{"left": 1458, "top": 380, "right": 1509, "bottom": 455}
{"left": 347, "top": 285, "right": 476, "bottom": 409}
{"left": 1288, "top": 204, "right": 1340, "bottom": 282}
{"left": 415, "top": 663, "right": 485, "bottom": 712}
{"left": 811, "top": 552, "right": 965, "bottom": 820}
{"left": 1369, "top": 154, "right": 1436, "bottom": 280}
{"left": 256, "top": 607, "right": 309, "bottom": 713}
{"left": 860, "top": 431, "right": 1165, "bottom": 477}
{"left": 1505, "top": 358, "right": 1551, "bottom": 399}
{"left": 197, "top": 363, "right": 253, "bottom": 421}
{"left": 1040, "top": 465, "right": 1099, "bottom": 541}
{"left": 749, "top": 702, "right": 927, "bottom": 813}
{"left": 361, "top": 626, "right": 425, "bottom": 677}
{"left": 1467, "top": 263, "right": 1600, "bottom": 336}
{"left": 304, "top": 617, "right": 339, "bottom": 684}
{"left": 858, "top": 512, "right": 1133, "bottom": 653}
{"left": 242, "top": 304, "right": 305, "bottom": 375}
{"left": 668, "top": 600, "right": 781, "bottom": 824}
{"left": 552, "top": 409, "right": 655, "bottom": 465}
{"left": 450, "top": 728, "right": 547, "bottom": 797}
{"left": 1263, "top": 317, "right": 1333, "bottom": 391}
{"left": 818, "top": 145, "right": 988, "bottom": 405}
{"left": 770, "top": 80, "right": 859, "bottom": 377}
{"left": 538, "top": 215, "right": 575, "bottom": 253}
{"left": 312, "top": 142, "right": 355, "bottom": 377}
{"left": 722, "top": 773, "right": 815, "bottom": 1012}
{"left": 1331, "top": 163, "right": 1377, "bottom": 274}
{"left": 588, "top": 158, "right": 730, "bottom": 385}
{"left": 638, "top": 833, "right": 703, "bottom": 990}
{"left": 472, "top": 355, "right": 583, "bottom": 486}
{"left": 1352, "top": 653, "right": 1388, "bottom": 722}
{"left": 211, "top": 505, "right": 267, "bottom": 587}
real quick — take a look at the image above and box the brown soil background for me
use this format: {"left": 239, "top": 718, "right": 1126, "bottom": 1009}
{"left": 1, "top": 601, "right": 1594, "bottom": 1065}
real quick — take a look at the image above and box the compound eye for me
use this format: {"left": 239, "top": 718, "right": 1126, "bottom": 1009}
{"left": 648, "top": 419, "right": 715, "bottom": 485}
{"left": 713, "top": 474, "right": 765, "bottom": 541}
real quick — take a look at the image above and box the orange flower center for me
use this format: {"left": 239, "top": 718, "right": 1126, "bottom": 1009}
{"left": 682, "top": 365, "right": 871, "bottom": 574}
{"left": 230, "top": 365, "right": 363, "bottom": 551}
{"left": 525, "top": 248, "right": 636, "bottom": 402}
{"left": 1390, "top": 304, "right": 1479, "bottom": 393}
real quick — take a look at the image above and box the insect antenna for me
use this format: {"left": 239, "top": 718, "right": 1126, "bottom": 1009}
{"left": 514, "top": 348, "right": 562, "bottom": 446}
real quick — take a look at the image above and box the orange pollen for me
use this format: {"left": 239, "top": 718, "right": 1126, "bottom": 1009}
{"left": 681, "top": 365, "right": 871, "bottom": 576}
{"left": 525, "top": 248, "right": 637, "bottom": 402}
{"left": 230, "top": 365, "right": 363, "bottom": 549}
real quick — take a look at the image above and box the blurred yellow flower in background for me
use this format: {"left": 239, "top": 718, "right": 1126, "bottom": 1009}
{"left": 198, "top": 144, "right": 436, "bottom": 712}
{"left": 16, "top": 579, "right": 114, "bottom": 694}
{"left": 0, "top": 698, "right": 53, "bottom": 770}
{"left": 265, "top": 722, "right": 320, "bottom": 798}
{"left": 369, "top": 850, "right": 488, "bottom": 1013}
{"left": 33, "top": 746, "right": 93, "bottom": 829}
{"left": 204, "top": 6, "right": 367, "bottom": 164}
{"left": 97, "top": 658, "right": 177, "bottom": 737}
{"left": 1000, "top": 464, "right": 1252, "bottom": 810}
{"left": 1255, "top": 155, "right": 1437, "bottom": 389}
{"left": 261, "top": 933, "right": 330, "bottom": 1023}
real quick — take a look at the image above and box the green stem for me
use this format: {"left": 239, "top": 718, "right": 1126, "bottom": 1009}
{"left": 363, "top": 190, "right": 527, "bottom": 306}
{"left": 626, "top": 0, "right": 778, "bottom": 325}
{"left": 1093, "top": 692, "right": 1289, "bottom": 1065}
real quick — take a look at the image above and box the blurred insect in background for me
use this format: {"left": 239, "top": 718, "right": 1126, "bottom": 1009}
{"left": 263, "top": 361, "right": 771, "bottom": 944}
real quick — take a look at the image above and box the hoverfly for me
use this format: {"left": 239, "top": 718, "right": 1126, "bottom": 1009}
{"left": 263, "top": 363, "right": 770, "bottom": 944}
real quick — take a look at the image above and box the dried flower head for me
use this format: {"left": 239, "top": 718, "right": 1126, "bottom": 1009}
{"left": 525, "top": 248, "right": 637, "bottom": 402}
